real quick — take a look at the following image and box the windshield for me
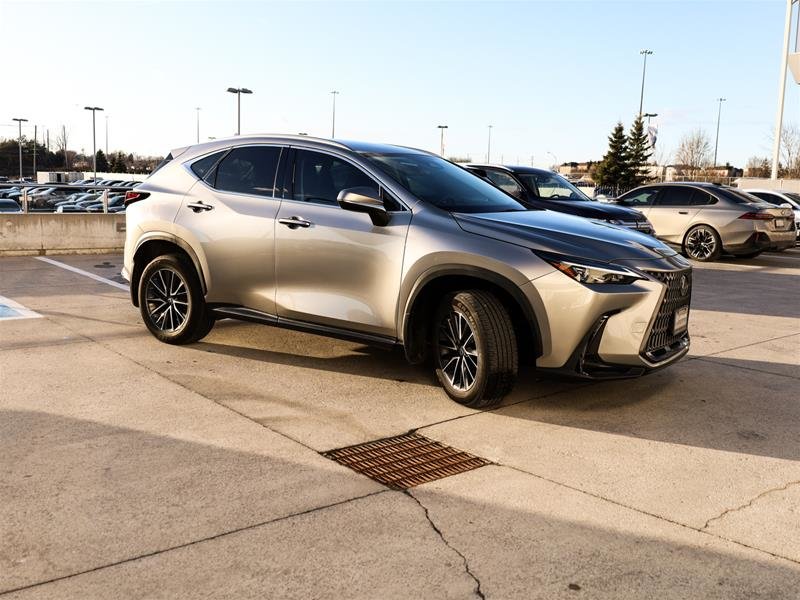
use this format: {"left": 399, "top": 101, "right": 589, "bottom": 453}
{"left": 516, "top": 172, "right": 591, "bottom": 201}
{"left": 358, "top": 152, "right": 526, "bottom": 213}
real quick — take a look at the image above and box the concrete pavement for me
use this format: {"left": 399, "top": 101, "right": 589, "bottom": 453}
{"left": 1, "top": 250, "right": 798, "bottom": 598}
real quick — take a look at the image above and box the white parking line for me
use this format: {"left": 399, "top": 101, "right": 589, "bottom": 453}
{"left": 0, "top": 295, "right": 42, "bottom": 320}
{"left": 35, "top": 257, "right": 131, "bottom": 292}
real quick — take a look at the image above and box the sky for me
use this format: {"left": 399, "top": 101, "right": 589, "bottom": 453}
{"left": 1, "top": 0, "right": 798, "bottom": 168}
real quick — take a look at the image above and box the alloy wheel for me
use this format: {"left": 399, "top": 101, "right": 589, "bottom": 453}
{"left": 686, "top": 227, "right": 717, "bottom": 260}
{"left": 145, "top": 268, "right": 190, "bottom": 332}
{"left": 437, "top": 309, "right": 479, "bottom": 391}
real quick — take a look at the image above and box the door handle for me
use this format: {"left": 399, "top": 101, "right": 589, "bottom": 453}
{"left": 187, "top": 201, "right": 214, "bottom": 213}
{"left": 278, "top": 216, "right": 312, "bottom": 229}
{"left": 678, "top": 211, "right": 689, "bottom": 215}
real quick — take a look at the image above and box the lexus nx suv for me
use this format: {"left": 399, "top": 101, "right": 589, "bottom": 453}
{"left": 614, "top": 183, "right": 796, "bottom": 261}
{"left": 464, "top": 164, "right": 655, "bottom": 235}
{"left": 123, "top": 136, "right": 692, "bottom": 407}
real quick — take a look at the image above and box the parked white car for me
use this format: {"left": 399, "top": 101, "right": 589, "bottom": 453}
{"left": 743, "top": 189, "right": 800, "bottom": 245}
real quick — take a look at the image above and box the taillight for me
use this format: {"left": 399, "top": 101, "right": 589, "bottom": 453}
{"left": 738, "top": 212, "right": 773, "bottom": 220}
{"left": 124, "top": 191, "right": 150, "bottom": 206}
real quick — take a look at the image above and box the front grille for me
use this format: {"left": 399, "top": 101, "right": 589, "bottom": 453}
{"left": 643, "top": 269, "right": 691, "bottom": 360}
{"left": 324, "top": 433, "right": 489, "bottom": 489}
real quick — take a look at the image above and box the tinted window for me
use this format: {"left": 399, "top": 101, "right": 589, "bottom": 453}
{"left": 749, "top": 192, "right": 782, "bottom": 205}
{"left": 715, "top": 187, "right": 767, "bottom": 205}
{"left": 359, "top": 152, "right": 526, "bottom": 213}
{"left": 689, "top": 190, "right": 715, "bottom": 206}
{"left": 619, "top": 188, "right": 658, "bottom": 206}
{"left": 190, "top": 151, "right": 225, "bottom": 180}
{"left": 293, "top": 150, "right": 377, "bottom": 206}
{"left": 484, "top": 170, "right": 524, "bottom": 196}
{"left": 215, "top": 146, "right": 281, "bottom": 196}
{"left": 653, "top": 187, "right": 695, "bottom": 206}
{"left": 516, "top": 172, "right": 590, "bottom": 201}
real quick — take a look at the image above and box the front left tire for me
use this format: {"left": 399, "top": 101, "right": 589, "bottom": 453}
{"left": 433, "top": 290, "right": 518, "bottom": 409}
{"left": 138, "top": 254, "right": 215, "bottom": 344}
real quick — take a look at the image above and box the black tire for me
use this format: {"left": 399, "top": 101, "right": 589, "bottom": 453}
{"left": 736, "top": 250, "right": 763, "bottom": 259}
{"left": 433, "top": 290, "right": 518, "bottom": 408}
{"left": 682, "top": 225, "right": 722, "bottom": 262}
{"left": 138, "top": 254, "right": 215, "bottom": 345}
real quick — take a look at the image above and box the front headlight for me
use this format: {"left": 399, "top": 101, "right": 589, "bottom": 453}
{"left": 534, "top": 251, "right": 644, "bottom": 285}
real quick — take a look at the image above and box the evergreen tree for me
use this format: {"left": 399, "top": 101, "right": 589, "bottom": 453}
{"left": 95, "top": 149, "right": 110, "bottom": 172}
{"left": 593, "top": 122, "right": 628, "bottom": 190}
{"left": 623, "top": 116, "right": 653, "bottom": 188}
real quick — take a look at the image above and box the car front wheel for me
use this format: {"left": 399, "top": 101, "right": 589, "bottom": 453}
{"left": 138, "top": 254, "right": 215, "bottom": 344}
{"left": 433, "top": 290, "right": 518, "bottom": 408}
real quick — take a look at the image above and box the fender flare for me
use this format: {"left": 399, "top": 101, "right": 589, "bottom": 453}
{"left": 131, "top": 233, "right": 207, "bottom": 305}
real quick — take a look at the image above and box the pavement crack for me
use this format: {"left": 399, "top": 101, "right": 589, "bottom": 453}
{"left": 405, "top": 490, "right": 486, "bottom": 600}
{"left": 703, "top": 480, "right": 800, "bottom": 530}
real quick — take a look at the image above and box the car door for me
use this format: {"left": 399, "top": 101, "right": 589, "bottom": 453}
{"left": 175, "top": 145, "right": 284, "bottom": 315}
{"left": 646, "top": 186, "right": 704, "bottom": 244}
{"left": 274, "top": 148, "right": 411, "bottom": 338}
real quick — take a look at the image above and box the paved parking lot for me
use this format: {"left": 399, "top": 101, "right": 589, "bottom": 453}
{"left": 1, "top": 249, "right": 799, "bottom": 598}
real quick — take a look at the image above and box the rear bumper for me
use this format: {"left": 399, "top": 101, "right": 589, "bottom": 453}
{"left": 726, "top": 230, "right": 795, "bottom": 254}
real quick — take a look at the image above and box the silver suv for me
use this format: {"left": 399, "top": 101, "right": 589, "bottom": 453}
{"left": 123, "top": 136, "right": 692, "bottom": 407}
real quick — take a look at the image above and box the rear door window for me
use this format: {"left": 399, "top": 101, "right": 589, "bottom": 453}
{"left": 214, "top": 146, "right": 282, "bottom": 197}
{"left": 653, "top": 187, "right": 695, "bottom": 206}
{"left": 190, "top": 151, "right": 226, "bottom": 180}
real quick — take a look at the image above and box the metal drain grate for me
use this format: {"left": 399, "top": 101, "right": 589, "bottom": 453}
{"left": 324, "top": 433, "right": 489, "bottom": 489}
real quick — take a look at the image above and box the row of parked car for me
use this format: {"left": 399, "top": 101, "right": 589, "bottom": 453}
{"left": 0, "top": 179, "right": 141, "bottom": 213}
{"left": 463, "top": 165, "right": 798, "bottom": 262}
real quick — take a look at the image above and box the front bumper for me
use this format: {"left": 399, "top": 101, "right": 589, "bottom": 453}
{"left": 525, "top": 260, "right": 691, "bottom": 377}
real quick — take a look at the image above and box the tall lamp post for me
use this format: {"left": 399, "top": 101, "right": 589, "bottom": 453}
{"left": 105, "top": 115, "right": 109, "bottom": 156}
{"left": 487, "top": 125, "right": 493, "bottom": 162}
{"left": 330, "top": 90, "right": 340, "bottom": 138}
{"left": 713, "top": 98, "right": 726, "bottom": 167}
{"left": 195, "top": 107, "right": 201, "bottom": 143}
{"left": 226, "top": 87, "right": 253, "bottom": 135}
{"left": 771, "top": 0, "right": 798, "bottom": 179}
{"left": 547, "top": 151, "right": 558, "bottom": 171}
{"left": 84, "top": 106, "right": 104, "bottom": 181}
{"left": 638, "top": 49, "right": 654, "bottom": 117}
{"left": 437, "top": 125, "right": 448, "bottom": 157}
{"left": 12, "top": 117, "right": 27, "bottom": 181}
{"left": 643, "top": 112, "right": 658, "bottom": 125}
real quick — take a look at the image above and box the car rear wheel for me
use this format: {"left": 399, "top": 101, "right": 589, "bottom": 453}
{"left": 433, "top": 290, "right": 518, "bottom": 408}
{"left": 683, "top": 225, "right": 722, "bottom": 262}
{"left": 138, "top": 254, "right": 215, "bottom": 344}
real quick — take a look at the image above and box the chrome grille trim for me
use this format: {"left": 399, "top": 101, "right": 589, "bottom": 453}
{"left": 643, "top": 268, "right": 692, "bottom": 360}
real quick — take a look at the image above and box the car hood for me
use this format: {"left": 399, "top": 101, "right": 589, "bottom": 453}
{"left": 545, "top": 199, "right": 645, "bottom": 220}
{"left": 454, "top": 210, "right": 676, "bottom": 263}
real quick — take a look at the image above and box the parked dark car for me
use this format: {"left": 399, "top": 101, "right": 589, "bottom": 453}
{"left": 465, "top": 165, "right": 654, "bottom": 234}
{"left": 0, "top": 198, "right": 22, "bottom": 213}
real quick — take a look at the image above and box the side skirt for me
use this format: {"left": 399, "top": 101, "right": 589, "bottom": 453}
{"left": 210, "top": 306, "right": 399, "bottom": 349}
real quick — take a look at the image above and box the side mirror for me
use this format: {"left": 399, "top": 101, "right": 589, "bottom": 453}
{"left": 337, "top": 187, "right": 390, "bottom": 226}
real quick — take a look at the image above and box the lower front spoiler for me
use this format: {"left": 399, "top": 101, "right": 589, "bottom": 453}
{"left": 537, "top": 314, "right": 690, "bottom": 381}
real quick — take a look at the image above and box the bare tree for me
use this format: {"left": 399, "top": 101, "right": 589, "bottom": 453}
{"left": 674, "top": 129, "right": 712, "bottom": 172}
{"left": 779, "top": 123, "right": 800, "bottom": 178}
{"left": 55, "top": 126, "right": 70, "bottom": 169}
{"left": 745, "top": 156, "right": 770, "bottom": 178}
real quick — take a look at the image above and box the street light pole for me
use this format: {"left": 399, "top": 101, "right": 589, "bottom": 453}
{"left": 771, "top": 0, "right": 796, "bottom": 179}
{"left": 487, "top": 125, "right": 493, "bottom": 162}
{"left": 547, "top": 151, "right": 558, "bottom": 171}
{"left": 437, "top": 125, "right": 448, "bottom": 157}
{"left": 33, "top": 125, "right": 37, "bottom": 178}
{"left": 713, "top": 98, "right": 726, "bottom": 167}
{"left": 84, "top": 106, "right": 104, "bottom": 181}
{"left": 331, "top": 91, "right": 339, "bottom": 138}
{"left": 12, "top": 118, "right": 28, "bottom": 181}
{"left": 638, "top": 49, "right": 653, "bottom": 117}
{"left": 105, "top": 115, "right": 109, "bottom": 156}
{"left": 227, "top": 87, "right": 253, "bottom": 135}
{"left": 195, "top": 107, "right": 201, "bottom": 143}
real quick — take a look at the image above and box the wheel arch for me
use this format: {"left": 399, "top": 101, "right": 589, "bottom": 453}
{"left": 401, "top": 266, "right": 542, "bottom": 365}
{"left": 131, "top": 234, "right": 206, "bottom": 307}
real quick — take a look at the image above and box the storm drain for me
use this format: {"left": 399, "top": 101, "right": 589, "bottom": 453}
{"left": 324, "top": 433, "right": 489, "bottom": 489}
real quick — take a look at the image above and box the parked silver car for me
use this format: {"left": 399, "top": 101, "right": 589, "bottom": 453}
{"left": 123, "top": 136, "right": 692, "bottom": 407}
{"left": 743, "top": 189, "right": 800, "bottom": 244}
{"left": 615, "top": 183, "right": 795, "bottom": 261}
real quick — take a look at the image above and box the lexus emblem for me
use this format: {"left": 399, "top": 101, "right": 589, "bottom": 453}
{"left": 679, "top": 275, "right": 689, "bottom": 296}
